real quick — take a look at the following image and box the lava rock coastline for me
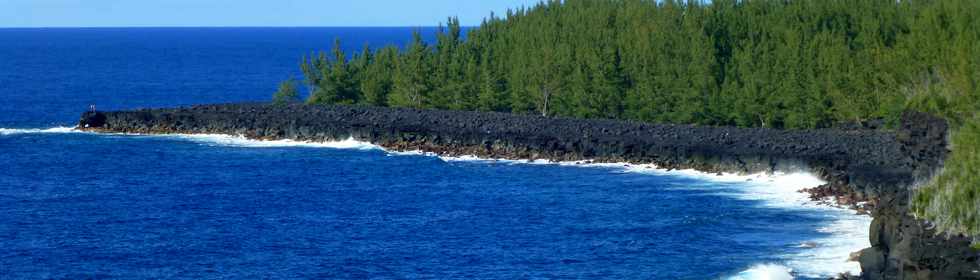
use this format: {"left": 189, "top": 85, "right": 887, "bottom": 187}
{"left": 78, "top": 103, "right": 978, "bottom": 279}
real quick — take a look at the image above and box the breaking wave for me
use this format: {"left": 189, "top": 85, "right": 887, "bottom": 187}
{"left": 165, "top": 134, "right": 382, "bottom": 150}
{"left": 725, "top": 264, "right": 794, "bottom": 280}
{"left": 404, "top": 155, "right": 871, "bottom": 279}
{"left": 0, "top": 127, "right": 80, "bottom": 135}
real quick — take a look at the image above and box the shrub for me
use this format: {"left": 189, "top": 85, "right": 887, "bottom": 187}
{"left": 272, "top": 78, "right": 301, "bottom": 105}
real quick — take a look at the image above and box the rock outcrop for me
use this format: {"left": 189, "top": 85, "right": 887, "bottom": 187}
{"left": 858, "top": 112, "right": 980, "bottom": 279}
{"left": 79, "top": 103, "right": 978, "bottom": 279}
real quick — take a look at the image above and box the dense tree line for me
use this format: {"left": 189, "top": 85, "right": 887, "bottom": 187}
{"left": 284, "top": 0, "right": 979, "bottom": 129}
{"left": 282, "top": 0, "right": 980, "bottom": 238}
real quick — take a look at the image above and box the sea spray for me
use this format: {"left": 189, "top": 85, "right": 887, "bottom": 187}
{"left": 726, "top": 264, "right": 795, "bottom": 280}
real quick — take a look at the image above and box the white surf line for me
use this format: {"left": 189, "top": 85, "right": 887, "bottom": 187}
{"left": 0, "top": 126, "right": 385, "bottom": 151}
{"left": 726, "top": 263, "right": 795, "bottom": 280}
{"left": 784, "top": 208, "right": 871, "bottom": 278}
{"left": 164, "top": 134, "right": 383, "bottom": 150}
{"left": 412, "top": 153, "right": 872, "bottom": 279}
{"left": 0, "top": 126, "right": 81, "bottom": 135}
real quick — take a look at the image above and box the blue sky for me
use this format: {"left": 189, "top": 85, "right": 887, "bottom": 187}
{"left": 0, "top": 0, "right": 543, "bottom": 27}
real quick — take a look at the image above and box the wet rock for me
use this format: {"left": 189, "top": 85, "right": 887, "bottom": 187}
{"left": 853, "top": 112, "right": 980, "bottom": 280}
{"left": 78, "top": 111, "right": 107, "bottom": 128}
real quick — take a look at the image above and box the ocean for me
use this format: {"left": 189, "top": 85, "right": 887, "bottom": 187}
{"left": 0, "top": 28, "right": 870, "bottom": 279}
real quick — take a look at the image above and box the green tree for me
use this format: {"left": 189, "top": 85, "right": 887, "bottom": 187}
{"left": 307, "top": 39, "right": 360, "bottom": 104}
{"left": 361, "top": 46, "right": 397, "bottom": 106}
{"left": 390, "top": 31, "right": 433, "bottom": 108}
{"left": 476, "top": 48, "right": 508, "bottom": 112}
{"left": 272, "top": 78, "right": 301, "bottom": 105}
{"left": 289, "top": 0, "right": 980, "bottom": 129}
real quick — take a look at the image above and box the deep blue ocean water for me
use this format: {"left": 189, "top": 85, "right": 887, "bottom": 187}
{"left": 0, "top": 28, "right": 869, "bottom": 279}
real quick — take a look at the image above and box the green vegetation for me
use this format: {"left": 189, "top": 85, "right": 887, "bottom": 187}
{"left": 282, "top": 0, "right": 979, "bottom": 129}
{"left": 913, "top": 116, "right": 980, "bottom": 238}
{"left": 277, "top": 0, "right": 980, "bottom": 240}
{"left": 272, "top": 78, "right": 301, "bottom": 105}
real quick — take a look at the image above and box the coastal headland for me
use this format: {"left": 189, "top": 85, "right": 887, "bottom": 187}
{"left": 79, "top": 103, "right": 978, "bottom": 279}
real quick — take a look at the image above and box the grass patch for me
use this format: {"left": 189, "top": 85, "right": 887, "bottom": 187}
{"left": 913, "top": 115, "right": 980, "bottom": 242}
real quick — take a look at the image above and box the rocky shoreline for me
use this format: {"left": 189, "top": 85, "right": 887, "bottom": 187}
{"left": 78, "top": 103, "right": 978, "bottom": 279}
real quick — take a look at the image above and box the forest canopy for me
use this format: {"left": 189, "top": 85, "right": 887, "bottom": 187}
{"left": 287, "top": 0, "right": 979, "bottom": 129}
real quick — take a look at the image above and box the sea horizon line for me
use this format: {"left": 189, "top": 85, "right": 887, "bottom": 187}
{"left": 0, "top": 25, "right": 477, "bottom": 30}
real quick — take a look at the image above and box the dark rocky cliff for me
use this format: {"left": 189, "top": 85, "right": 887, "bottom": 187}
{"left": 78, "top": 103, "right": 978, "bottom": 279}
{"left": 859, "top": 113, "right": 980, "bottom": 279}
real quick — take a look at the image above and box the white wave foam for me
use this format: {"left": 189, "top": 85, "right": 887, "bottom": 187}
{"left": 0, "top": 126, "right": 79, "bottom": 135}
{"left": 168, "top": 134, "right": 381, "bottom": 150}
{"left": 438, "top": 154, "right": 553, "bottom": 165}
{"left": 614, "top": 164, "right": 870, "bottom": 277}
{"left": 61, "top": 129, "right": 378, "bottom": 150}
{"left": 386, "top": 150, "right": 428, "bottom": 156}
{"left": 396, "top": 152, "right": 870, "bottom": 278}
{"left": 726, "top": 264, "right": 794, "bottom": 280}
{"left": 786, "top": 210, "right": 870, "bottom": 278}
{"left": 621, "top": 167, "right": 869, "bottom": 278}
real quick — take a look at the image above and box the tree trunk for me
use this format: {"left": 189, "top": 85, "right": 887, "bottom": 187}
{"left": 541, "top": 86, "right": 551, "bottom": 117}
